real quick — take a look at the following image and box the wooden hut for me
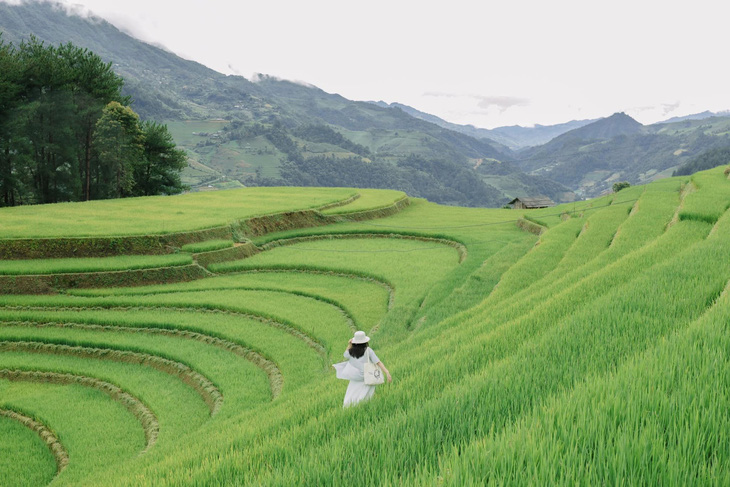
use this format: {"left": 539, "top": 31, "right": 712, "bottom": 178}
{"left": 508, "top": 196, "right": 555, "bottom": 209}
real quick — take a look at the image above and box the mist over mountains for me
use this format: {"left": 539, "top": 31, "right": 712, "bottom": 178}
{"left": 2, "top": 0, "right": 729, "bottom": 204}
{"left": 369, "top": 101, "right": 599, "bottom": 150}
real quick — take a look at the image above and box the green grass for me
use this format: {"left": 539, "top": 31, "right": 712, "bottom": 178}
{"left": 679, "top": 166, "right": 730, "bottom": 224}
{"left": 321, "top": 189, "right": 406, "bottom": 214}
{"left": 0, "top": 293, "right": 344, "bottom": 394}
{"left": 2, "top": 169, "right": 730, "bottom": 485}
{"left": 0, "top": 187, "right": 360, "bottom": 238}
{"left": 167, "top": 120, "right": 287, "bottom": 184}
{"left": 165, "top": 120, "right": 230, "bottom": 146}
{"left": 232, "top": 136, "right": 286, "bottom": 178}
{"left": 208, "top": 238, "right": 462, "bottom": 343}
{"left": 68, "top": 272, "right": 390, "bottom": 333}
{"left": 437, "top": 280, "right": 730, "bottom": 485}
{"left": 0, "top": 320, "right": 272, "bottom": 414}
{"left": 0, "top": 254, "right": 193, "bottom": 275}
{"left": 180, "top": 239, "right": 234, "bottom": 253}
{"left": 0, "top": 410, "right": 57, "bottom": 487}
{"left": 0, "top": 376, "right": 146, "bottom": 485}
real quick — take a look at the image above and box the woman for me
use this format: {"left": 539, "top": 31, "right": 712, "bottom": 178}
{"left": 333, "top": 331, "right": 392, "bottom": 407}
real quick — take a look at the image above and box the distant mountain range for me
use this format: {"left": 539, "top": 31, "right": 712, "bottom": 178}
{"left": 658, "top": 110, "right": 730, "bottom": 124}
{"left": 370, "top": 101, "right": 599, "bottom": 150}
{"left": 1, "top": 1, "right": 583, "bottom": 207}
{"left": 515, "top": 112, "right": 730, "bottom": 197}
{"left": 2, "top": 1, "right": 729, "bottom": 202}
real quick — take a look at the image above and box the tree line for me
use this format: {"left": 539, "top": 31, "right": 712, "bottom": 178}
{"left": 673, "top": 146, "right": 730, "bottom": 176}
{"left": 0, "top": 36, "right": 186, "bottom": 207}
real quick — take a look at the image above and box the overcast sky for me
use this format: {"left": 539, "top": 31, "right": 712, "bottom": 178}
{"left": 9, "top": 0, "right": 729, "bottom": 128}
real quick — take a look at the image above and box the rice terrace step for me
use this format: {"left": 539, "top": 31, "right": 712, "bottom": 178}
{"left": 2, "top": 169, "right": 730, "bottom": 485}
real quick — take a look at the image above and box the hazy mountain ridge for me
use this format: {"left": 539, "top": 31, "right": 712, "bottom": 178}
{"left": 550, "top": 112, "right": 643, "bottom": 141}
{"left": 1, "top": 1, "right": 579, "bottom": 207}
{"left": 516, "top": 113, "right": 730, "bottom": 196}
{"left": 658, "top": 110, "right": 730, "bottom": 124}
{"left": 371, "top": 101, "right": 598, "bottom": 149}
{"left": 4, "top": 1, "right": 726, "bottom": 204}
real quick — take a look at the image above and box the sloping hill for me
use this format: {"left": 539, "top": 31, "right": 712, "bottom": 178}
{"left": 0, "top": 1, "right": 575, "bottom": 207}
{"left": 659, "top": 109, "right": 730, "bottom": 124}
{"left": 554, "top": 111, "right": 643, "bottom": 141}
{"left": 2, "top": 166, "right": 730, "bottom": 485}
{"left": 516, "top": 112, "right": 730, "bottom": 197}
{"left": 0, "top": 1, "right": 242, "bottom": 120}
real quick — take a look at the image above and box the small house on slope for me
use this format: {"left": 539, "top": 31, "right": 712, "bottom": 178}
{"left": 508, "top": 196, "right": 555, "bottom": 209}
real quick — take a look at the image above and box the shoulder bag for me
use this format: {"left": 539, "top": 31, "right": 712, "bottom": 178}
{"left": 363, "top": 350, "right": 385, "bottom": 385}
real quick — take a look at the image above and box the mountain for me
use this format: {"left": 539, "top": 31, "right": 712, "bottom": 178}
{"left": 514, "top": 113, "right": 730, "bottom": 197}
{"left": 673, "top": 146, "right": 730, "bottom": 176}
{"left": 371, "top": 101, "right": 597, "bottom": 149}
{"left": 0, "top": 1, "right": 577, "bottom": 207}
{"left": 552, "top": 112, "right": 643, "bottom": 141}
{"left": 486, "top": 120, "right": 599, "bottom": 149}
{"left": 658, "top": 110, "right": 730, "bottom": 124}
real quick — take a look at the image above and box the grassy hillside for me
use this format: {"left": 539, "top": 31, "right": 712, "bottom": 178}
{"left": 517, "top": 114, "right": 730, "bottom": 197}
{"left": 1, "top": 166, "right": 730, "bottom": 485}
{"left": 0, "top": 187, "right": 366, "bottom": 238}
{"left": 0, "top": 1, "right": 577, "bottom": 207}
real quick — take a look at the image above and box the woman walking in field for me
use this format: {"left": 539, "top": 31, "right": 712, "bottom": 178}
{"left": 333, "top": 331, "right": 391, "bottom": 407}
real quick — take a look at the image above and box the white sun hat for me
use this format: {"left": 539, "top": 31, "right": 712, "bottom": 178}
{"left": 351, "top": 331, "right": 370, "bottom": 344}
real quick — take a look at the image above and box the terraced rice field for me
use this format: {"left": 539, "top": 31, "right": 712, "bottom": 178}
{"left": 1, "top": 169, "right": 730, "bottom": 485}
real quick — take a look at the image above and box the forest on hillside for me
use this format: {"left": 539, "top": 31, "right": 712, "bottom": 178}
{"left": 673, "top": 146, "right": 730, "bottom": 176}
{"left": 0, "top": 37, "right": 186, "bottom": 207}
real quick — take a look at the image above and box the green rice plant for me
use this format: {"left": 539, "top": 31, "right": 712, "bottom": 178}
{"left": 4, "top": 170, "right": 730, "bottom": 486}
{"left": 0, "top": 304, "right": 328, "bottom": 396}
{"left": 520, "top": 213, "right": 549, "bottom": 227}
{"left": 0, "top": 187, "right": 361, "bottom": 238}
{"left": 527, "top": 192, "right": 625, "bottom": 227}
{"left": 0, "top": 349, "right": 210, "bottom": 449}
{"left": 429, "top": 181, "right": 678, "bottom": 338}
{"left": 413, "top": 236, "right": 536, "bottom": 328}
{"left": 543, "top": 196, "right": 634, "bottom": 275}
{"left": 209, "top": 239, "right": 459, "bottom": 302}
{"left": 435, "top": 281, "right": 730, "bottom": 486}
{"left": 259, "top": 233, "right": 467, "bottom": 262}
{"left": 0, "top": 340, "right": 222, "bottom": 415}
{"left": 68, "top": 272, "right": 390, "bottom": 333}
{"left": 0, "top": 194, "right": 544, "bottom": 484}
{"left": 250, "top": 198, "right": 519, "bottom": 246}
{"left": 0, "top": 317, "right": 280, "bottom": 410}
{"left": 207, "top": 238, "right": 462, "bottom": 344}
{"left": 243, "top": 220, "right": 727, "bottom": 486}
{"left": 425, "top": 213, "right": 730, "bottom": 485}
{"left": 471, "top": 186, "right": 665, "bottom": 320}
{"left": 160, "top": 198, "right": 714, "bottom": 485}
{"left": 378, "top": 215, "right": 710, "bottom": 419}
{"left": 0, "top": 409, "right": 58, "bottom": 487}
{"left": 0, "top": 375, "right": 146, "bottom": 485}
{"left": 1, "top": 368, "right": 157, "bottom": 453}
{"left": 402, "top": 218, "right": 711, "bottom": 389}
{"left": 484, "top": 216, "right": 587, "bottom": 304}
{"left": 679, "top": 166, "right": 730, "bottom": 224}
{"left": 18, "top": 288, "right": 354, "bottom": 357}
{"left": 180, "top": 239, "right": 234, "bottom": 253}
{"left": 0, "top": 254, "right": 193, "bottom": 276}
{"left": 320, "top": 189, "right": 406, "bottom": 214}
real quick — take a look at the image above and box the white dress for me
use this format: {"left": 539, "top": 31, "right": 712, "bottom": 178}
{"left": 332, "top": 348, "right": 381, "bottom": 407}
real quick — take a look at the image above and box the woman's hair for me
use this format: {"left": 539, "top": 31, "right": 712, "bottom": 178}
{"left": 349, "top": 342, "right": 369, "bottom": 359}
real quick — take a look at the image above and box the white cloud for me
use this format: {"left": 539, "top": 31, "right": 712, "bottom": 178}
{"left": 475, "top": 96, "right": 530, "bottom": 113}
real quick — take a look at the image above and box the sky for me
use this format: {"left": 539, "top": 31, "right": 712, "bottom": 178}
{"left": 7, "top": 0, "right": 730, "bottom": 129}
